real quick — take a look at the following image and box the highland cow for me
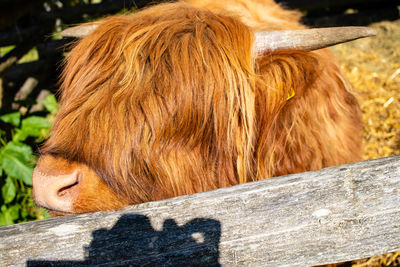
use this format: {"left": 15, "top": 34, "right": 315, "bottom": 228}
{"left": 32, "top": 0, "right": 373, "bottom": 215}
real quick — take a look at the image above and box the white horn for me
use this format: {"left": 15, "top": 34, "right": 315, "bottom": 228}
{"left": 254, "top": 26, "right": 377, "bottom": 54}
{"left": 61, "top": 24, "right": 99, "bottom": 38}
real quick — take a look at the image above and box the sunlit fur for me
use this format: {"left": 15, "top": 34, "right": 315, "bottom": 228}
{"left": 37, "top": 1, "right": 361, "bottom": 213}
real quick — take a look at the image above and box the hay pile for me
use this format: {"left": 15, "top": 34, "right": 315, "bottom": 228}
{"left": 331, "top": 19, "right": 400, "bottom": 266}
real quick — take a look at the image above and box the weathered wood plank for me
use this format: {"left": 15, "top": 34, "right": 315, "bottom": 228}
{"left": 1, "top": 156, "right": 399, "bottom": 266}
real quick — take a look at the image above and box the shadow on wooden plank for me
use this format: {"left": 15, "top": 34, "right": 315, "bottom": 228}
{"left": 27, "top": 214, "right": 222, "bottom": 266}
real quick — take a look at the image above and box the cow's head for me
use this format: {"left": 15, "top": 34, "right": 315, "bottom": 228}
{"left": 32, "top": 3, "right": 374, "bottom": 215}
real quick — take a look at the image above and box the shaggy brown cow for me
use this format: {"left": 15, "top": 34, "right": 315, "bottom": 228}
{"left": 32, "top": 0, "right": 368, "bottom": 215}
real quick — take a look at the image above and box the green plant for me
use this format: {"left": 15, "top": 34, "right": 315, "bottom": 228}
{"left": 0, "top": 94, "right": 58, "bottom": 226}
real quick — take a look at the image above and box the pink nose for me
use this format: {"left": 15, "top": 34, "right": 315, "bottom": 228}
{"left": 32, "top": 167, "right": 81, "bottom": 213}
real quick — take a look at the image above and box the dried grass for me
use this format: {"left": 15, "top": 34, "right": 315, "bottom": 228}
{"left": 331, "top": 19, "right": 400, "bottom": 267}
{"left": 332, "top": 19, "right": 400, "bottom": 161}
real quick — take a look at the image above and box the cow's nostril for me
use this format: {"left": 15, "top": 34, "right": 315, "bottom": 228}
{"left": 32, "top": 167, "right": 82, "bottom": 213}
{"left": 57, "top": 173, "right": 81, "bottom": 197}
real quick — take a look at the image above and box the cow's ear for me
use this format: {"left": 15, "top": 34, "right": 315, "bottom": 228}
{"left": 61, "top": 24, "right": 99, "bottom": 38}
{"left": 255, "top": 50, "right": 320, "bottom": 105}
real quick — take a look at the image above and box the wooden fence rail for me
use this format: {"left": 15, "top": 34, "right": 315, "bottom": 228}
{"left": 0, "top": 155, "right": 399, "bottom": 266}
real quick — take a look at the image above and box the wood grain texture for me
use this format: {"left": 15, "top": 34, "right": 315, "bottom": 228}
{"left": 1, "top": 155, "right": 399, "bottom": 266}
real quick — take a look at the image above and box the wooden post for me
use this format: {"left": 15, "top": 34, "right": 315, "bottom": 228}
{"left": 1, "top": 156, "right": 399, "bottom": 266}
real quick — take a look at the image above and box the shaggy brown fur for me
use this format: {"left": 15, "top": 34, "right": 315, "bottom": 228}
{"left": 35, "top": 0, "right": 362, "bottom": 213}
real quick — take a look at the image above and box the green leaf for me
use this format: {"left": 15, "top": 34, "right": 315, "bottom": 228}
{"left": 0, "top": 45, "right": 15, "bottom": 56}
{"left": 0, "top": 204, "right": 20, "bottom": 226}
{"left": 2, "top": 176, "right": 16, "bottom": 204}
{"left": 18, "top": 47, "right": 39, "bottom": 63}
{"left": 43, "top": 94, "right": 58, "bottom": 114}
{"left": 0, "top": 150, "right": 2, "bottom": 176}
{"left": 0, "top": 205, "right": 14, "bottom": 226}
{"left": 0, "top": 214, "right": 7, "bottom": 226}
{"left": 0, "top": 112, "right": 20, "bottom": 127}
{"left": 13, "top": 116, "right": 51, "bottom": 142}
{"left": 21, "top": 209, "right": 29, "bottom": 219}
{"left": 0, "top": 142, "right": 33, "bottom": 185}
{"left": 11, "top": 129, "right": 25, "bottom": 143}
{"left": 8, "top": 204, "right": 21, "bottom": 221}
